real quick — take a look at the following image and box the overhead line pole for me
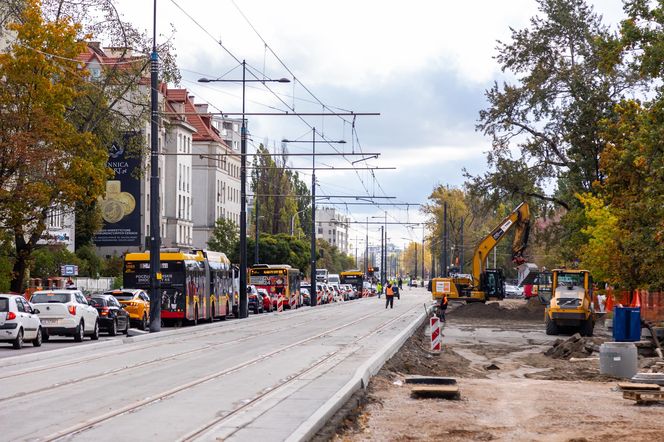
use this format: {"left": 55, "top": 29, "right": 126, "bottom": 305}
{"left": 148, "top": 0, "right": 161, "bottom": 333}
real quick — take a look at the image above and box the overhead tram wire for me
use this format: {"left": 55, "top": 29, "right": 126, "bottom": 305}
{"left": 168, "top": 0, "right": 380, "bottom": 184}
{"left": 169, "top": 0, "right": 385, "bottom": 203}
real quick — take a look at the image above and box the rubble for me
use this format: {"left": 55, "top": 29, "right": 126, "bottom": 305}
{"left": 451, "top": 297, "right": 545, "bottom": 321}
{"left": 544, "top": 333, "right": 603, "bottom": 360}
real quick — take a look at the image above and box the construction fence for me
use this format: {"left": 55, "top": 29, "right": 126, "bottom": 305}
{"left": 603, "top": 288, "right": 664, "bottom": 322}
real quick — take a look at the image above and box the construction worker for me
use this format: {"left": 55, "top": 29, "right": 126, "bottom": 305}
{"left": 377, "top": 282, "right": 382, "bottom": 299}
{"left": 385, "top": 283, "right": 394, "bottom": 309}
{"left": 438, "top": 294, "right": 448, "bottom": 322}
{"left": 393, "top": 282, "right": 400, "bottom": 300}
{"left": 398, "top": 277, "right": 403, "bottom": 290}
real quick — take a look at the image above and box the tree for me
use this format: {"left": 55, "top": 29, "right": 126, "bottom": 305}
{"left": 251, "top": 144, "right": 302, "bottom": 236}
{"left": 247, "top": 234, "right": 310, "bottom": 272}
{"left": 207, "top": 218, "right": 239, "bottom": 258}
{"left": 469, "top": 0, "right": 637, "bottom": 262}
{"left": 0, "top": 0, "right": 108, "bottom": 292}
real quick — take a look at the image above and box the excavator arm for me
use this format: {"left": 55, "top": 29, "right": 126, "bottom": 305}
{"left": 471, "top": 202, "right": 531, "bottom": 289}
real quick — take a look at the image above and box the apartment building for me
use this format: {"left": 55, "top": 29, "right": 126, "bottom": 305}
{"left": 315, "top": 207, "right": 350, "bottom": 254}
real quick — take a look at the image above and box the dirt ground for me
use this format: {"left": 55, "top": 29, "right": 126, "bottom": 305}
{"left": 325, "top": 299, "right": 664, "bottom": 442}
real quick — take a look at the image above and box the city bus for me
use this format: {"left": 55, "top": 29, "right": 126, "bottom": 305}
{"left": 340, "top": 270, "right": 364, "bottom": 294}
{"left": 202, "top": 250, "right": 233, "bottom": 320}
{"left": 123, "top": 249, "right": 234, "bottom": 324}
{"left": 249, "top": 264, "right": 301, "bottom": 309}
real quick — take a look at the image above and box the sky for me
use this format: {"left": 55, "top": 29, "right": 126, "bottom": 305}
{"left": 115, "top": 0, "right": 625, "bottom": 251}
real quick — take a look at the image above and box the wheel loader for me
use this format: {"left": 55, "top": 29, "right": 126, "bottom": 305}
{"left": 544, "top": 269, "right": 595, "bottom": 336}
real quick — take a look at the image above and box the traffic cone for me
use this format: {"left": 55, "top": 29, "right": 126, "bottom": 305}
{"left": 632, "top": 290, "right": 641, "bottom": 308}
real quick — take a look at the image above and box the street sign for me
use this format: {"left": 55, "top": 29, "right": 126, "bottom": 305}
{"left": 60, "top": 265, "right": 79, "bottom": 276}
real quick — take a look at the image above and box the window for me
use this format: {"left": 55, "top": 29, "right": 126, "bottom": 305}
{"left": 318, "top": 228, "right": 323, "bottom": 234}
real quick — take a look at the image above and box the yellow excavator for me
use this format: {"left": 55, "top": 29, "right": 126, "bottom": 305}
{"left": 430, "top": 202, "right": 530, "bottom": 303}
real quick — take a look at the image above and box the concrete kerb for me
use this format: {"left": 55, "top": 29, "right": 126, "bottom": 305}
{"left": 286, "top": 306, "right": 427, "bottom": 442}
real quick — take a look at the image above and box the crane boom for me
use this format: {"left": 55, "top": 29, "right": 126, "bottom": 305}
{"left": 471, "top": 202, "right": 530, "bottom": 289}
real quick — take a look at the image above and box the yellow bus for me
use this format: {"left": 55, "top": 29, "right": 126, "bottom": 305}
{"left": 124, "top": 249, "right": 233, "bottom": 324}
{"left": 249, "top": 264, "right": 301, "bottom": 309}
{"left": 340, "top": 270, "right": 364, "bottom": 293}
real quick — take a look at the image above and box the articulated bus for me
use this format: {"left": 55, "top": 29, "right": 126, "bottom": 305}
{"left": 340, "top": 270, "right": 364, "bottom": 293}
{"left": 249, "top": 264, "right": 301, "bottom": 309}
{"left": 123, "top": 249, "right": 234, "bottom": 324}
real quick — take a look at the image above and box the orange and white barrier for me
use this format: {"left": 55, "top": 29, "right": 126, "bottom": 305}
{"left": 430, "top": 317, "right": 441, "bottom": 352}
{"left": 277, "top": 295, "right": 284, "bottom": 312}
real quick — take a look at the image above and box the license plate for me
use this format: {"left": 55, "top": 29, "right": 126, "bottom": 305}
{"left": 41, "top": 319, "right": 57, "bottom": 324}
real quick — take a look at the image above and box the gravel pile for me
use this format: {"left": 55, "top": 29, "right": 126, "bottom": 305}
{"left": 451, "top": 298, "right": 545, "bottom": 321}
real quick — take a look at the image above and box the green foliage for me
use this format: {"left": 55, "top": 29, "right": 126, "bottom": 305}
{"left": 251, "top": 144, "right": 308, "bottom": 236}
{"left": 207, "top": 218, "right": 239, "bottom": 258}
{"left": 577, "top": 193, "right": 621, "bottom": 285}
{"left": 31, "top": 246, "right": 81, "bottom": 279}
{"left": 315, "top": 239, "right": 355, "bottom": 274}
{"left": 467, "top": 0, "right": 638, "bottom": 267}
{"left": 592, "top": 99, "right": 664, "bottom": 290}
{"left": 75, "top": 244, "right": 102, "bottom": 278}
{"left": 247, "top": 234, "right": 310, "bottom": 273}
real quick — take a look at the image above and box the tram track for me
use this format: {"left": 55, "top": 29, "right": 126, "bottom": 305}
{"left": 0, "top": 311, "right": 344, "bottom": 403}
{"left": 41, "top": 307, "right": 392, "bottom": 442}
{"left": 180, "top": 304, "right": 420, "bottom": 442}
{"left": 0, "top": 299, "right": 354, "bottom": 379}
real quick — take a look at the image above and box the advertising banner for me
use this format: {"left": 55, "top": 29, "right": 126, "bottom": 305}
{"left": 93, "top": 133, "right": 142, "bottom": 246}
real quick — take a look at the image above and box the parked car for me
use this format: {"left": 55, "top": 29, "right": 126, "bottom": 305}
{"left": 30, "top": 289, "right": 99, "bottom": 342}
{"left": 300, "top": 288, "right": 311, "bottom": 306}
{"left": 247, "top": 285, "right": 262, "bottom": 314}
{"left": 0, "top": 294, "right": 43, "bottom": 349}
{"left": 504, "top": 284, "right": 524, "bottom": 299}
{"left": 89, "top": 294, "right": 130, "bottom": 336}
{"left": 104, "top": 289, "right": 150, "bottom": 330}
{"left": 257, "top": 288, "right": 272, "bottom": 313}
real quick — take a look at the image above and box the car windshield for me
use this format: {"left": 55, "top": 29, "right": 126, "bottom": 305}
{"left": 31, "top": 293, "right": 71, "bottom": 303}
{"left": 0, "top": 298, "right": 8, "bottom": 312}
{"left": 556, "top": 272, "right": 584, "bottom": 288}
{"left": 89, "top": 298, "right": 106, "bottom": 307}
{"left": 106, "top": 292, "right": 134, "bottom": 300}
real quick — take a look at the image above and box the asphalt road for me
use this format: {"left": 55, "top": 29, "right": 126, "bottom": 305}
{"left": 0, "top": 289, "right": 429, "bottom": 441}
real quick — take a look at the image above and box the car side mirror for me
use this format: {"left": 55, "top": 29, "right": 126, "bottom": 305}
{"left": 33, "top": 309, "right": 40, "bottom": 314}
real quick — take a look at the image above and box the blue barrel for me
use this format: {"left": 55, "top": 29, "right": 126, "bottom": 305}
{"left": 613, "top": 307, "right": 641, "bottom": 342}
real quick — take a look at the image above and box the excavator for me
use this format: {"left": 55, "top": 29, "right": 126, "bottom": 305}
{"left": 430, "top": 202, "right": 530, "bottom": 303}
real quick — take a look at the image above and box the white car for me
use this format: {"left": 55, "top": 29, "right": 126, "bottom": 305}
{"left": 504, "top": 284, "right": 524, "bottom": 298}
{"left": 0, "top": 294, "right": 43, "bottom": 349}
{"left": 30, "top": 290, "right": 99, "bottom": 342}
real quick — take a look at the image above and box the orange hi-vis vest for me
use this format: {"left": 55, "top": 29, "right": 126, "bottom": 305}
{"left": 386, "top": 286, "right": 394, "bottom": 296}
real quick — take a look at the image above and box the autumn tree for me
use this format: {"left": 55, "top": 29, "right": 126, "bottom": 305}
{"left": 469, "top": 0, "right": 639, "bottom": 263}
{"left": 0, "top": 0, "right": 111, "bottom": 291}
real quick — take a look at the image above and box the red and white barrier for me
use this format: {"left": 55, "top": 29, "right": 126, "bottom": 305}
{"left": 430, "top": 317, "right": 441, "bottom": 352}
{"left": 277, "top": 295, "right": 284, "bottom": 312}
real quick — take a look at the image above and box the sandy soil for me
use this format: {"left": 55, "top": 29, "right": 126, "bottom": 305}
{"left": 327, "top": 300, "right": 664, "bottom": 442}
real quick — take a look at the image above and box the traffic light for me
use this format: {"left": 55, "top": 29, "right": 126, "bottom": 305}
{"left": 367, "top": 267, "right": 374, "bottom": 276}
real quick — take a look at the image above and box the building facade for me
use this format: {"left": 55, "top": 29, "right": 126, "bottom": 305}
{"left": 315, "top": 207, "right": 350, "bottom": 254}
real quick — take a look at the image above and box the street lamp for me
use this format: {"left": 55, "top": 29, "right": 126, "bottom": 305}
{"left": 371, "top": 212, "right": 387, "bottom": 287}
{"left": 290, "top": 207, "right": 308, "bottom": 237}
{"left": 199, "top": 61, "right": 289, "bottom": 319}
{"left": 282, "top": 130, "right": 345, "bottom": 307}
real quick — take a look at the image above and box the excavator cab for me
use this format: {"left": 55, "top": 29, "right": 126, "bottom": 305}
{"left": 481, "top": 269, "right": 505, "bottom": 300}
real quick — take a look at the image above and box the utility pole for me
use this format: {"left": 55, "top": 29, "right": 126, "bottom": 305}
{"left": 442, "top": 201, "right": 448, "bottom": 277}
{"left": 148, "top": 0, "right": 161, "bottom": 332}
{"left": 310, "top": 128, "right": 317, "bottom": 306}
{"left": 380, "top": 226, "right": 384, "bottom": 286}
{"left": 365, "top": 217, "right": 369, "bottom": 275}
{"left": 414, "top": 242, "right": 418, "bottom": 280}
{"left": 460, "top": 216, "right": 464, "bottom": 273}
{"left": 254, "top": 197, "right": 259, "bottom": 264}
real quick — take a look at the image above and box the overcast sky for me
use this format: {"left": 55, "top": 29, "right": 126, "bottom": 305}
{"left": 115, "top": 0, "right": 625, "bottom": 250}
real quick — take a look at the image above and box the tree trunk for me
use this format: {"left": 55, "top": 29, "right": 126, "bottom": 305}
{"left": 10, "top": 241, "right": 30, "bottom": 294}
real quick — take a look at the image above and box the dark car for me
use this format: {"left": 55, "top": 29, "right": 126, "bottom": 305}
{"left": 89, "top": 294, "right": 130, "bottom": 336}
